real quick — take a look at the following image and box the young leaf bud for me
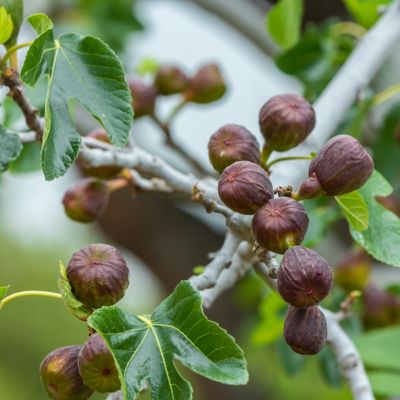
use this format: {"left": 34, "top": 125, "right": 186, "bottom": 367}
{"left": 78, "top": 334, "right": 120, "bottom": 393}
{"left": 307, "top": 134, "right": 374, "bottom": 196}
{"left": 129, "top": 80, "right": 157, "bottom": 117}
{"left": 40, "top": 346, "right": 93, "bottom": 400}
{"left": 259, "top": 94, "right": 315, "bottom": 151}
{"left": 284, "top": 306, "right": 327, "bottom": 355}
{"left": 66, "top": 244, "right": 129, "bottom": 309}
{"left": 277, "top": 246, "right": 332, "bottom": 307}
{"left": 208, "top": 124, "right": 260, "bottom": 173}
{"left": 184, "top": 64, "right": 226, "bottom": 104}
{"left": 218, "top": 161, "right": 273, "bottom": 214}
{"left": 63, "top": 178, "right": 110, "bottom": 223}
{"left": 154, "top": 65, "right": 188, "bottom": 95}
{"left": 252, "top": 197, "right": 309, "bottom": 254}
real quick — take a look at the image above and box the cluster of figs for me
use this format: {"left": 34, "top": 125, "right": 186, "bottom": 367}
{"left": 209, "top": 93, "right": 374, "bottom": 354}
{"left": 40, "top": 244, "right": 130, "bottom": 399}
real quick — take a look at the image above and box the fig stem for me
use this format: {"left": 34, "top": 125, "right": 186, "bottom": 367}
{"left": 0, "top": 290, "right": 62, "bottom": 310}
{"left": 260, "top": 143, "right": 273, "bottom": 167}
{"left": 373, "top": 83, "right": 400, "bottom": 105}
{"left": 1, "top": 41, "right": 33, "bottom": 68}
{"left": 266, "top": 155, "right": 313, "bottom": 169}
{"left": 166, "top": 99, "right": 188, "bottom": 126}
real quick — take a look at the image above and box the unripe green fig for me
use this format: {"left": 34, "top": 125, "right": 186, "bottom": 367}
{"left": 40, "top": 346, "right": 93, "bottom": 400}
{"left": 0, "top": 0, "right": 23, "bottom": 46}
{"left": 184, "top": 64, "right": 226, "bottom": 104}
{"left": 78, "top": 334, "right": 120, "bottom": 393}
{"left": 277, "top": 246, "right": 332, "bottom": 307}
{"left": 218, "top": 161, "right": 273, "bottom": 214}
{"left": 259, "top": 94, "right": 315, "bottom": 152}
{"left": 129, "top": 80, "right": 157, "bottom": 117}
{"left": 154, "top": 65, "right": 188, "bottom": 95}
{"left": 62, "top": 178, "right": 110, "bottom": 223}
{"left": 208, "top": 124, "right": 260, "bottom": 173}
{"left": 284, "top": 306, "right": 327, "bottom": 355}
{"left": 66, "top": 244, "right": 129, "bottom": 309}
{"left": 252, "top": 197, "right": 309, "bottom": 254}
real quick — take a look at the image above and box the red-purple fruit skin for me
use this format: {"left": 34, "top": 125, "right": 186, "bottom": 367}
{"left": 154, "top": 66, "right": 188, "bottom": 95}
{"left": 309, "top": 134, "right": 374, "bottom": 195}
{"left": 184, "top": 64, "right": 226, "bottom": 104}
{"left": 218, "top": 161, "right": 274, "bottom": 214}
{"left": 40, "top": 346, "right": 93, "bottom": 400}
{"left": 66, "top": 244, "right": 129, "bottom": 309}
{"left": 259, "top": 94, "right": 316, "bottom": 152}
{"left": 208, "top": 124, "right": 260, "bottom": 173}
{"left": 252, "top": 197, "right": 309, "bottom": 254}
{"left": 129, "top": 81, "right": 157, "bottom": 117}
{"left": 277, "top": 246, "right": 332, "bottom": 307}
{"left": 63, "top": 178, "right": 110, "bottom": 223}
{"left": 78, "top": 334, "right": 120, "bottom": 393}
{"left": 284, "top": 306, "right": 327, "bottom": 355}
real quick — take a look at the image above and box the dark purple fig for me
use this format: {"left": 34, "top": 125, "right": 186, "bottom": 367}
{"left": 184, "top": 64, "right": 226, "bottom": 104}
{"left": 335, "top": 248, "right": 371, "bottom": 292}
{"left": 154, "top": 65, "right": 188, "bottom": 95}
{"left": 40, "top": 346, "right": 93, "bottom": 400}
{"left": 362, "top": 284, "right": 400, "bottom": 329}
{"left": 252, "top": 197, "right": 309, "bottom": 254}
{"left": 296, "top": 173, "right": 325, "bottom": 200}
{"left": 277, "top": 246, "right": 332, "bottom": 307}
{"left": 284, "top": 306, "right": 327, "bottom": 355}
{"left": 78, "top": 334, "right": 120, "bottom": 393}
{"left": 218, "top": 161, "right": 273, "bottom": 214}
{"left": 129, "top": 80, "right": 157, "bottom": 117}
{"left": 80, "top": 129, "right": 123, "bottom": 179}
{"left": 208, "top": 124, "right": 260, "bottom": 173}
{"left": 259, "top": 94, "right": 315, "bottom": 152}
{"left": 306, "top": 134, "right": 374, "bottom": 196}
{"left": 66, "top": 244, "right": 129, "bottom": 308}
{"left": 63, "top": 178, "right": 110, "bottom": 223}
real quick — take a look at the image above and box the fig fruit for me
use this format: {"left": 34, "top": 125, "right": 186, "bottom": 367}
{"left": 277, "top": 246, "right": 332, "bottom": 307}
{"left": 302, "top": 134, "right": 374, "bottom": 197}
{"left": 259, "top": 94, "right": 315, "bottom": 152}
{"left": 218, "top": 161, "right": 273, "bottom": 214}
{"left": 154, "top": 65, "right": 188, "bottom": 95}
{"left": 66, "top": 244, "right": 129, "bottom": 309}
{"left": 40, "top": 345, "right": 93, "bottom": 400}
{"left": 208, "top": 124, "right": 260, "bottom": 173}
{"left": 129, "top": 81, "right": 157, "bottom": 117}
{"left": 78, "top": 334, "right": 120, "bottom": 393}
{"left": 63, "top": 178, "right": 110, "bottom": 223}
{"left": 252, "top": 197, "right": 309, "bottom": 254}
{"left": 184, "top": 64, "right": 226, "bottom": 104}
{"left": 284, "top": 306, "right": 327, "bottom": 355}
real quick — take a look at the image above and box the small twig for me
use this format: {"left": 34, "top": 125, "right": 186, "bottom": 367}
{"left": 266, "top": 155, "right": 313, "bottom": 170}
{"left": 0, "top": 291, "right": 62, "bottom": 310}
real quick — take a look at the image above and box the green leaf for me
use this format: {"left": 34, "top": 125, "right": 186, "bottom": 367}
{"left": 350, "top": 170, "right": 400, "bottom": 266}
{"left": 368, "top": 371, "right": 400, "bottom": 396}
{"left": 0, "top": 7, "right": 13, "bottom": 44}
{"left": 9, "top": 142, "right": 41, "bottom": 173}
{"left": 89, "top": 281, "right": 248, "bottom": 400}
{"left": 21, "top": 14, "right": 133, "bottom": 180}
{"left": 0, "top": 0, "right": 23, "bottom": 46}
{"left": 266, "top": 0, "right": 304, "bottom": 50}
{"left": 335, "top": 191, "right": 369, "bottom": 231}
{"left": 27, "top": 12, "right": 53, "bottom": 34}
{"left": 0, "top": 286, "right": 10, "bottom": 302}
{"left": 58, "top": 261, "right": 93, "bottom": 321}
{"left": 0, "top": 125, "right": 22, "bottom": 172}
{"left": 343, "top": 0, "right": 392, "bottom": 28}
{"left": 318, "top": 346, "right": 341, "bottom": 388}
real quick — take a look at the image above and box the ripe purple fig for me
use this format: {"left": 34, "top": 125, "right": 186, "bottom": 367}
{"left": 208, "top": 124, "right": 260, "bottom": 173}
{"left": 259, "top": 94, "right": 315, "bottom": 152}
{"left": 252, "top": 197, "right": 309, "bottom": 254}
{"left": 40, "top": 346, "right": 93, "bottom": 400}
{"left": 335, "top": 248, "right": 371, "bottom": 292}
{"left": 284, "top": 306, "right": 327, "bottom": 355}
{"left": 277, "top": 246, "right": 332, "bottom": 307}
{"left": 66, "top": 244, "right": 129, "bottom": 309}
{"left": 78, "top": 334, "right": 120, "bottom": 393}
{"left": 184, "top": 64, "right": 226, "bottom": 104}
{"left": 218, "top": 161, "right": 273, "bottom": 214}
{"left": 63, "top": 178, "right": 110, "bottom": 223}
{"left": 303, "top": 134, "right": 374, "bottom": 197}
{"left": 154, "top": 65, "right": 188, "bottom": 95}
{"left": 129, "top": 80, "right": 157, "bottom": 117}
